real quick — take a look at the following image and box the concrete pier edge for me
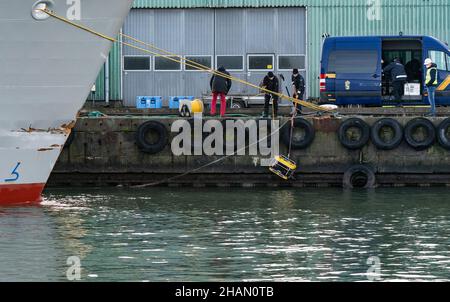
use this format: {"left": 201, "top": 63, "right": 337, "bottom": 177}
{"left": 50, "top": 110, "right": 450, "bottom": 188}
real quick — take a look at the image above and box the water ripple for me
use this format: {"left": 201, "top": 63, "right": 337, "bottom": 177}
{"left": 0, "top": 187, "right": 449, "bottom": 282}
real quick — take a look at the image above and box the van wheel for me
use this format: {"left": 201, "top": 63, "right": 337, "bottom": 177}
{"left": 136, "top": 121, "right": 168, "bottom": 154}
{"left": 404, "top": 118, "right": 436, "bottom": 150}
{"left": 281, "top": 118, "right": 315, "bottom": 150}
{"left": 231, "top": 101, "right": 246, "bottom": 109}
{"left": 338, "top": 118, "right": 370, "bottom": 150}
{"left": 371, "top": 118, "right": 403, "bottom": 150}
{"left": 437, "top": 118, "right": 450, "bottom": 150}
{"left": 343, "top": 165, "right": 376, "bottom": 189}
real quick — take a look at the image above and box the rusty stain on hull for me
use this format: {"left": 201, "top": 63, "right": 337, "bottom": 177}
{"left": 18, "top": 120, "right": 76, "bottom": 135}
{"left": 37, "top": 148, "right": 55, "bottom": 152}
{"left": 313, "top": 117, "right": 340, "bottom": 133}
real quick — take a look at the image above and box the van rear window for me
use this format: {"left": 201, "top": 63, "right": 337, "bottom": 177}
{"left": 328, "top": 50, "right": 378, "bottom": 73}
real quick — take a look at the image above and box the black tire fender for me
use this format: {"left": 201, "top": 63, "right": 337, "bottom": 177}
{"left": 404, "top": 118, "right": 436, "bottom": 151}
{"left": 136, "top": 121, "right": 168, "bottom": 154}
{"left": 281, "top": 118, "right": 315, "bottom": 150}
{"left": 343, "top": 165, "right": 376, "bottom": 189}
{"left": 338, "top": 118, "right": 370, "bottom": 150}
{"left": 371, "top": 118, "right": 403, "bottom": 150}
{"left": 437, "top": 118, "right": 450, "bottom": 150}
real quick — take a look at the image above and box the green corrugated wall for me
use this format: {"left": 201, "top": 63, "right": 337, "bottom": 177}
{"left": 92, "top": 0, "right": 450, "bottom": 100}
{"left": 88, "top": 39, "right": 122, "bottom": 101}
{"left": 306, "top": 0, "right": 450, "bottom": 96}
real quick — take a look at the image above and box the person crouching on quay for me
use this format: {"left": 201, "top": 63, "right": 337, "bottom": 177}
{"left": 261, "top": 72, "right": 280, "bottom": 118}
{"left": 210, "top": 66, "right": 232, "bottom": 117}
{"left": 292, "top": 68, "right": 305, "bottom": 113}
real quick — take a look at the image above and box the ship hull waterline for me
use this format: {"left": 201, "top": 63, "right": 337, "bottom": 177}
{"left": 0, "top": 0, "right": 133, "bottom": 205}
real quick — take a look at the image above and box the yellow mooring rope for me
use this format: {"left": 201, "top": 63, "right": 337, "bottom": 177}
{"left": 39, "top": 8, "right": 335, "bottom": 113}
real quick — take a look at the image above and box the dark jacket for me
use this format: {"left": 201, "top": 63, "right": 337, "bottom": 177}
{"left": 426, "top": 63, "right": 438, "bottom": 87}
{"left": 262, "top": 75, "right": 279, "bottom": 95}
{"left": 292, "top": 74, "right": 305, "bottom": 93}
{"left": 405, "top": 59, "right": 421, "bottom": 81}
{"left": 383, "top": 61, "right": 407, "bottom": 82}
{"left": 210, "top": 67, "right": 232, "bottom": 94}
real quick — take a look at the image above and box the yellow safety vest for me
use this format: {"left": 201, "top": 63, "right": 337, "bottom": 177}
{"left": 426, "top": 67, "right": 438, "bottom": 85}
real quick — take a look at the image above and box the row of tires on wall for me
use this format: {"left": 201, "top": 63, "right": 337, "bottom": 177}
{"left": 339, "top": 117, "right": 450, "bottom": 151}
{"left": 263, "top": 117, "right": 450, "bottom": 152}
{"left": 65, "top": 118, "right": 447, "bottom": 189}
{"left": 65, "top": 117, "right": 449, "bottom": 154}
{"left": 133, "top": 119, "right": 317, "bottom": 155}
{"left": 132, "top": 117, "right": 450, "bottom": 155}
{"left": 283, "top": 117, "right": 450, "bottom": 152}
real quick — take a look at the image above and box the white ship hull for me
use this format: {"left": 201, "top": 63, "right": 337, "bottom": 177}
{"left": 0, "top": 0, "right": 133, "bottom": 204}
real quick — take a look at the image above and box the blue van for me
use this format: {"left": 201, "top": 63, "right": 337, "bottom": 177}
{"left": 320, "top": 36, "right": 450, "bottom": 106}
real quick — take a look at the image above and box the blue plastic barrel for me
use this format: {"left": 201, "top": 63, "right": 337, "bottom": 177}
{"left": 169, "top": 96, "right": 194, "bottom": 109}
{"left": 136, "top": 96, "right": 162, "bottom": 109}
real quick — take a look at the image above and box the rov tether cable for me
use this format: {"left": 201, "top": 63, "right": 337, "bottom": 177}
{"left": 38, "top": 8, "right": 334, "bottom": 113}
{"left": 120, "top": 33, "right": 329, "bottom": 112}
{"left": 39, "top": 8, "right": 331, "bottom": 187}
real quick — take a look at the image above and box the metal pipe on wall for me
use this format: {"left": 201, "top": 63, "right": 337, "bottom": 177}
{"left": 105, "top": 56, "right": 110, "bottom": 104}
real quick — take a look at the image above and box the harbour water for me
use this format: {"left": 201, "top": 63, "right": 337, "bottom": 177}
{"left": 0, "top": 188, "right": 449, "bottom": 282}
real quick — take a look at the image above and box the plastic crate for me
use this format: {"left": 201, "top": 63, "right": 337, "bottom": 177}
{"left": 169, "top": 96, "right": 194, "bottom": 109}
{"left": 136, "top": 96, "right": 162, "bottom": 109}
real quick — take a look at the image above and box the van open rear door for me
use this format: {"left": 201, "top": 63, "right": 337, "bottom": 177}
{"left": 328, "top": 37, "right": 382, "bottom": 106}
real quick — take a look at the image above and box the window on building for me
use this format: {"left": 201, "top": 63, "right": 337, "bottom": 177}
{"left": 216, "top": 56, "right": 244, "bottom": 71}
{"left": 429, "top": 50, "right": 448, "bottom": 71}
{"left": 278, "top": 55, "right": 306, "bottom": 71}
{"left": 154, "top": 56, "right": 182, "bottom": 71}
{"left": 328, "top": 50, "right": 378, "bottom": 73}
{"left": 123, "top": 56, "right": 151, "bottom": 71}
{"left": 248, "top": 55, "right": 274, "bottom": 71}
{"left": 185, "top": 56, "right": 213, "bottom": 71}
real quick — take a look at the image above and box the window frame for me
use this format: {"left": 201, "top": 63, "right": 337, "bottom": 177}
{"left": 215, "top": 55, "right": 245, "bottom": 72}
{"left": 327, "top": 50, "right": 379, "bottom": 74}
{"left": 153, "top": 55, "right": 183, "bottom": 72}
{"left": 428, "top": 50, "right": 449, "bottom": 71}
{"left": 446, "top": 54, "right": 450, "bottom": 72}
{"left": 122, "top": 55, "right": 151, "bottom": 72}
{"left": 184, "top": 55, "right": 214, "bottom": 72}
{"left": 247, "top": 54, "right": 275, "bottom": 72}
{"left": 277, "top": 54, "right": 306, "bottom": 71}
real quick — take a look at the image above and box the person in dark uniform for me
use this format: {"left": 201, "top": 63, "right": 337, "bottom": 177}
{"left": 383, "top": 58, "right": 408, "bottom": 101}
{"left": 405, "top": 58, "right": 421, "bottom": 82}
{"left": 292, "top": 68, "right": 305, "bottom": 112}
{"left": 261, "top": 72, "right": 280, "bottom": 118}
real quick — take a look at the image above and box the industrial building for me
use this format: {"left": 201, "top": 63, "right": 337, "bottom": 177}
{"left": 89, "top": 0, "right": 450, "bottom": 106}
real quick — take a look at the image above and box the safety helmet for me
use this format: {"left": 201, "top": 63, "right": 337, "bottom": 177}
{"left": 424, "top": 58, "right": 433, "bottom": 66}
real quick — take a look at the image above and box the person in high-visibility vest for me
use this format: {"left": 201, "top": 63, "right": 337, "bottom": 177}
{"left": 424, "top": 58, "right": 438, "bottom": 116}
